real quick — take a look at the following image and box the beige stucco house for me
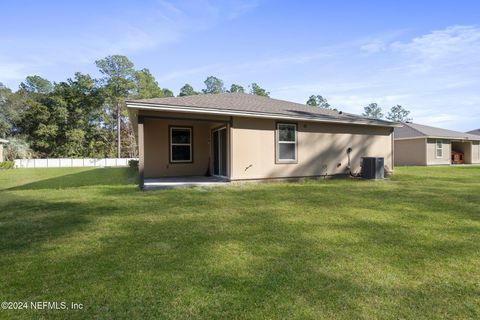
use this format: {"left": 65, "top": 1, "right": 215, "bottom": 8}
{"left": 0, "top": 138, "right": 8, "bottom": 162}
{"left": 394, "top": 122, "right": 480, "bottom": 166}
{"left": 126, "top": 93, "right": 399, "bottom": 188}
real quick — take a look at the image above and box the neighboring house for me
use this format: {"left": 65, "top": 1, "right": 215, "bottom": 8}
{"left": 394, "top": 122, "right": 480, "bottom": 166}
{"left": 126, "top": 93, "right": 399, "bottom": 188}
{"left": 0, "top": 138, "right": 8, "bottom": 162}
{"left": 467, "top": 128, "right": 480, "bottom": 136}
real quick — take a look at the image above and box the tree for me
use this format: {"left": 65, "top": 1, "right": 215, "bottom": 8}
{"left": 0, "top": 83, "right": 31, "bottom": 139}
{"left": 13, "top": 72, "right": 112, "bottom": 158}
{"left": 53, "top": 73, "right": 108, "bottom": 157}
{"left": 362, "top": 103, "right": 384, "bottom": 119}
{"left": 14, "top": 77, "right": 63, "bottom": 156}
{"left": 178, "top": 83, "right": 198, "bottom": 96}
{"left": 19, "top": 75, "right": 53, "bottom": 94}
{"left": 131, "top": 68, "right": 163, "bottom": 99}
{"left": 0, "top": 83, "right": 14, "bottom": 138}
{"left": 3, "top": 136, "right": 32, "bottom": 160}
{"left": 306, "top": 95, "right": 331, "bottom": 109}
{"left": 0, "top": 82, "right": 11, "bottom": 103}
{"left": 386, "top": 105, "right": 412, "bottom": 122}
{"left": 249, "top": 83, "right": 269, "bottom": 97}
{"left": 229, "top": 84, "right": 245, "bottom": 93}
{"left": 306, "top": 95, "right": 318, "bottom": 106}
{"left": 95, "top": 55, "right": 135, "bottom": 158}
{"left": 202, "top": 76, "right": 225, "bottom": 94}
{"left": 15, "top": 98, "right": 64, "bottom": 157}
{"left": 162, "top": 88, "right": 174, "bottom": 97}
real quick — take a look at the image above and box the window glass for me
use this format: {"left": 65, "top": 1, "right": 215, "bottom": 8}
{"left": 436, "top": 140, "right": 443, "bottom": 158}
{"left": 171, "top": 128, "right": 191, "bottom": 144}
{"left": 279, "top": 143, "right": 296, "bottom": 160}
{"left": 170, "top": 127, "right": 191, "bottom": 162}
{"left": 278, "top": 124, "right": 296, "bottom": 142}
{"left": 172, "top": 145, "right": 191, "bottom": 161}
{"left": 277, "top": 123, "right": 297, "bottom": 161}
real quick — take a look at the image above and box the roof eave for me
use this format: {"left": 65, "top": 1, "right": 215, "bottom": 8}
{"left": 394, "top": 135, "right": 480, "bottom": 141}
{"left": 126, "top": 102, "right": 401, "bottom": 128}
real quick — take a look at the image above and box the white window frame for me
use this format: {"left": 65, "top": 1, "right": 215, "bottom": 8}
{"left": 170, "top": 127, "right": 192, "bottom": 163}
{"left": 435, "top": 139, "right": 443, "bottom": 158}
{"left": 276, "top": 123, "right": 297, "bottom": 163}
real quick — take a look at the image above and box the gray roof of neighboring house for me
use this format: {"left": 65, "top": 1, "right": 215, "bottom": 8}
{"left": 467, "top": 128, "right": 480, "bottom": 136}
{"left": 126, "top": 92, "right": 399, "bottom": 127}
{"left": 395, "top": 122, "right": 480, "bottom": 141}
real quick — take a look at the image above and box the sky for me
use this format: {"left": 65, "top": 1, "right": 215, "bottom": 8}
{"left": 1, "top": 0, "right": 479, "bottom": 131}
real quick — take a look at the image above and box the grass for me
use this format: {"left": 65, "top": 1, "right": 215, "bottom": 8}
{"left": 0, "top": 166, "right": 479, "bottom": 319}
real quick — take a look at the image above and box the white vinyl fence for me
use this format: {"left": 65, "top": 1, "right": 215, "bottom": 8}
{"left": 14, "top": 158, "right": 138, "bottom": 169}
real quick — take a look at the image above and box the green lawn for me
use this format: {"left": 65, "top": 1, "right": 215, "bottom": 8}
{"left": 0, "top": 166, "right": 479, "bottom": 319}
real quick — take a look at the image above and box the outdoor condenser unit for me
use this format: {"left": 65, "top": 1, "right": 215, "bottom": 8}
{"left": 361, "top": 157, "right": 384, "bottom": 179}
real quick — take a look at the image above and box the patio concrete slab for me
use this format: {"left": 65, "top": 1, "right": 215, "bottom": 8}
{"left": 144, "top": 176, "right": 229, "bottom": 190}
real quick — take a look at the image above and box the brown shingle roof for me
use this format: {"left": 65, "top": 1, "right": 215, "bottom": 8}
{"left": 395, "top": 122, "right": 480, "bottom": 140}
{"left": 126, "top": 92, "right": 398, "bottom": 127}
{"left": 467, "top": 128, "right": 480, "bottom": 136}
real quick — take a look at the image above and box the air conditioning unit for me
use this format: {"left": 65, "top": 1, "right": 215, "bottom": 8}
{"left": 361, "top": 157, "right": 384, "bottom": 179}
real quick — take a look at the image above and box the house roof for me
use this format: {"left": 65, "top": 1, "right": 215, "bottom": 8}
{"left": 126, "top": 92, "right": 399, "bottom": 127}
{"left": 467, "top": 128, "right": 480, "bottom": 136}
{"left": 0, "top": 138, "right": 8, "bottom": 144}
{"left": 395, "top": 122, "right": 480, "bottom": 141}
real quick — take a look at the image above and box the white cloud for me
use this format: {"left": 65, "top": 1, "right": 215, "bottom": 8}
{"left": 155, "top": 63, "right": 224, "bottom": 83}
{"left": 360, "top": 40, "right": 386, "bottom": 53}
{"left": 225, "top": 0, "right": 259, "bottom": 19}
{"left": 391, "top": 25, "right": 480, "bottom": 61}
{"left": 264, "top": 25, "right": 480, "bottom": 130}
{"left": 0, "top": 60, "right": 29, "bottom": 82}
{"left": 0, "top": 0, "right": 258, "bottom": 87}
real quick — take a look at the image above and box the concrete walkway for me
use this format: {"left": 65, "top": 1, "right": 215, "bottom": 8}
{"left": 144, "top": 176, "right": 229, "bottom": 190}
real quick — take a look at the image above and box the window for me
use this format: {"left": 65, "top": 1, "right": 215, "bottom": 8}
{"left": 276, "top": 123, "right": 297, "bottom": 162}
{"left": 435, "top": 139, "right": 443, "bottom": 158}
{"left": 170, "top": 127, "right": 192, "bottom": 163}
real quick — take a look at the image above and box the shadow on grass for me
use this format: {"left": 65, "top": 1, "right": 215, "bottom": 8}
{"left": 6, "top": 167, "right": 138, "bottom": 191}
{"left": 1, "top": 167, "right": 479, "bottom": 318}
{"left": 28, "top": 210, "right": 367, "bottom": 318}
{"left": 5, "top": 182, "right": 477, "bottom": 318}
{"left": 25, "top": 196, "right": 478, "bottom": 319}
{"left": 0, "top": 193, "right": 123, "bottom": 253}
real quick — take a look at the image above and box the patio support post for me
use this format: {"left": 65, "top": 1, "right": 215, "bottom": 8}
{"left": 138, "top": 115, "right": 145, "bottom": 190}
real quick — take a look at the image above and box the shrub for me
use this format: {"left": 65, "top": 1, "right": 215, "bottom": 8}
{"left": 0, "top": 161, "right": 14, "bottom": 169}
{"left": 4, "top": 136, "right": 33, "bottom": 161}
{"left": 128, "top": 159, "right": 139, "bottom": 169}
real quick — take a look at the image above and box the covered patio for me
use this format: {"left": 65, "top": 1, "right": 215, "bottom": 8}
{"left": 451, "top": 140, "right": 472, "bottom": 164}
{"left": 128, "top": 106, "right": 232, "bottom": 190}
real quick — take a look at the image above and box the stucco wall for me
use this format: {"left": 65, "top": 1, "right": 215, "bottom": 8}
{"left": 426, "top": 138, "right": 451, "bottom": 165}
{"left": 143, "top": 118, "right": 226, "bottom": 178}
{"left": 472, "top": 141, "right": 480, "bottom": 164}
{"left": 394, "top": 139, "right": 426, "bottom": 166}
{"left": 230, "top": 117, "right": 393, "bottom": 180}
{"left": 139, "top": 110, "right": 230, "bottom": 178}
